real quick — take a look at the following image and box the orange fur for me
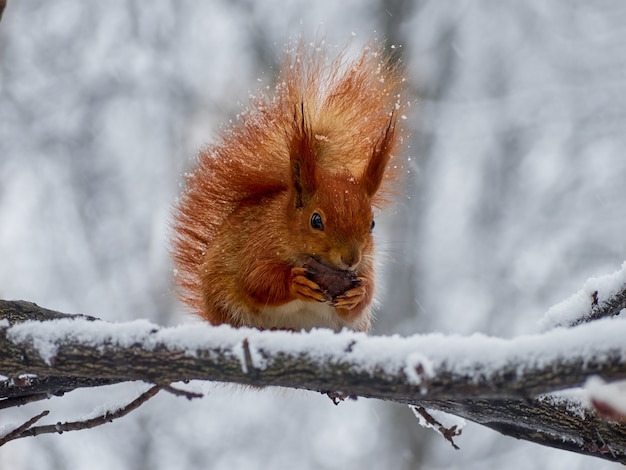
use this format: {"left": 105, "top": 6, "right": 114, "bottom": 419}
{"left": 171, "top": 41, "right": 406, "bottom": 332}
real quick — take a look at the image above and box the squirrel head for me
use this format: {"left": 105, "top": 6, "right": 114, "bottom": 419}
{"left": 287, "top": 102, "right": 396, "bottom": 271}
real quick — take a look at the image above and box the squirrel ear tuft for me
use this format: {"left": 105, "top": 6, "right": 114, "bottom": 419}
{"left": 362, "top": 111, "right": 396, "bottom": 198}
{"left": 290, "top": 101, "right": 317, "bottom": 208}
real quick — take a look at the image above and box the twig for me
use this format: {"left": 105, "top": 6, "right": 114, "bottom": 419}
{"left": 412, "top": 406, "right": 461, "bottom": 449}
{"left": 0, "top": 385, "right": 161, "bottom": 446}
{"left": 0, "top": 0, "right": 6, "bottom": 23}
{"left": 161, "top": 383, "right": 203, "bottom": 400}
{"left": 324, "top": 391, "right": 357, "bottom": 405}
{"left": 0, "top": 410, "right": 49, "bottom": 446}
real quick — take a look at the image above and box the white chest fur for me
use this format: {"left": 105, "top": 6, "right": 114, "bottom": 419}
{"left": 232, "top": 299, "right": 369, "bottom": 332}
{"left": 259, "top": 300, "right": 341, "bottom": 331}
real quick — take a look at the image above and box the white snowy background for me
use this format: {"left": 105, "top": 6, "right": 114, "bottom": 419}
{"left": 1, "top": 1, "right": 626, "bottom": 469}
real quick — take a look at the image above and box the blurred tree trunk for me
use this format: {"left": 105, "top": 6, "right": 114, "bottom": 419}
{"left": 375, "top": 1, "right": 462, "bottom": 467}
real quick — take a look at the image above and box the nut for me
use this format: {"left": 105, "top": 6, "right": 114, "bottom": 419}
{"left": 303, "top": 257, "right": 359, "bottom": 299}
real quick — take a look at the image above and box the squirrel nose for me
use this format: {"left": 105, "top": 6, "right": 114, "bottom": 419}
{"left": 340, "top": 247, "right": 361, "bottom": 270}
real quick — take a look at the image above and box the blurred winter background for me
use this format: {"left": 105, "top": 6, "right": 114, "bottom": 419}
{"left": 1, "top": 1, "right": 625, "bottom": 469}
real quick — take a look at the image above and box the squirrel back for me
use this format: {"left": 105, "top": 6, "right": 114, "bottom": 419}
{"left": 172, "top": 42, "right": 406, "bottom": 332}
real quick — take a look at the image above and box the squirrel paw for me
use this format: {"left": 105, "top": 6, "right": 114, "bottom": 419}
{"left": 290, "top": 267, "right": 327, "bottom": 303}
{"left": 332, "top": 277, "right": 368, "bottom": 310}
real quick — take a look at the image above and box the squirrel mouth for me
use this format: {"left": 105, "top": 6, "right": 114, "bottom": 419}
{"left": 314, "top": 256, "right": 359, "bottom": 272}
{"left": 307, "top": 256, "right": 340, "bottom": 271}
{"left": 305, "top": 256, "right": 357, "bottom": 275}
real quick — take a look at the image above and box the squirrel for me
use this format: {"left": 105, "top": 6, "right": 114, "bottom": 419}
{"left": 171, "top": 42, "right": 406, "bottom": 332}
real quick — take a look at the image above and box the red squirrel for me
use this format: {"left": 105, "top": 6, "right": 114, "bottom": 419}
{"left": 172, "top": 42, "right": 406, "bottom": 332}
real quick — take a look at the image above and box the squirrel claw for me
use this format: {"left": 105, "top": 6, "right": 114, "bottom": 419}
{"left": 332, "top": 279, "right": 367, "bottom": 310}
{"left": 291, "top": 268, "right": 327, "bottom": 303}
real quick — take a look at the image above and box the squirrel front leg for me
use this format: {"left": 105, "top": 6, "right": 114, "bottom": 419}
{"left": 333, "top": 276, "right": 373, "bottom": 322}
{"left": 242, "top": 260, "right": 326, "bottom": 307}
{"left": 290, "top": 267, "right": 327, "bottom": 303}
{"left": 333, "top": 277, "right": 368, "bottom": 310}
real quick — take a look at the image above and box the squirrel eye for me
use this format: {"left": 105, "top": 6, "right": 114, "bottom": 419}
{"left": 370, "top": 219, "right": 376, "bottom": 232}
{"left": 310, "top": 212, "right": 324, "bottom": 231}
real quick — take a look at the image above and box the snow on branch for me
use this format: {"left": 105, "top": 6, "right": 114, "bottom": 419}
{"left": 540, "top": 261, "right": 626, "bottom": 329}
{"left": 1, "top": 297, "right": 626, "bottom": 462}
{"left": 3, "top": 301, "right": 626, "bottom": 400}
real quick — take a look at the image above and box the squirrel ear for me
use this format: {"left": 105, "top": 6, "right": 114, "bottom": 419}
{"left": 290, "top": 101, "right": 317, "bottom": 208}
{"left": 362, "top": 111, "right": 396, "bottom": 198}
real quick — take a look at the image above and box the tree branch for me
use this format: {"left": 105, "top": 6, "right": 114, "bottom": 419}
{"left": 2, "top": 300, "right": 625, "bottom": 400}
{"left": 423, "top": 396, "right": 626, "bottom": 461}
{"left": 0, "top": 385, "right": 161, "bottom": 445}
{"left": 1, "top": 299, "right": 626, "bottom": 462}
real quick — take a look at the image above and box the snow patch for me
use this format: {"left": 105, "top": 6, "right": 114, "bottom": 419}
{"left": 7, "top": 318, "right": 159, "bottom": 365}
{"left": 404, "top": 352, "right": 434, "bottom": 390}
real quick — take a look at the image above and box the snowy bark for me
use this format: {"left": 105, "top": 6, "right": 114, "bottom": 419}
{"left": 1, "top": 298, "right": 625, "bottom": 462}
